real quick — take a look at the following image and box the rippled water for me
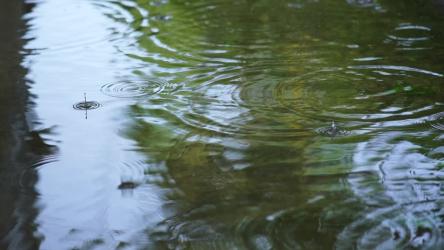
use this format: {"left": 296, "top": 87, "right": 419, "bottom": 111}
{"left": 1, "top": 0, "right": 444, "bottom": 249}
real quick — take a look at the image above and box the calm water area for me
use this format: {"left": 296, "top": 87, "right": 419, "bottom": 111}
{"left": 1, "top": 0, "right": 444, "bottom": 249}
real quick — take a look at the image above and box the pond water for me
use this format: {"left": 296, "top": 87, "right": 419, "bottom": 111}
{"left": 1, "top": 0, "right": 444, "bottom": 249}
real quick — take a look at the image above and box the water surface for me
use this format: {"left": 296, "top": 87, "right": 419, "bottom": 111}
{"left": 1, "top": 0, "right": 444, "bottom": 249}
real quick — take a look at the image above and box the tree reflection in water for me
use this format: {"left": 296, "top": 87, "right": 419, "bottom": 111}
{"left": 116, "top": 0, "right": 444, "bottom": 248}
{"left": 0, "top": 1, "right": 57, "bottom": 249}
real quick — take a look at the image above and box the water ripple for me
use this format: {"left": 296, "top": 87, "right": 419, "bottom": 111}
{"left": 388, "top": 23, "right": 432, "bottom": 47}
{"left": 100, "top": 79, "right": 172, "bottom": 98}
{"left": 337, "top": 204, "right": 444, "bottom": 249}
{"left": 348, "top": 65, "right": 443, "bottom": 77}
{"left": 81, "top": 0, "right": 444, "bottom": 248}
{"left": 428, "top": 112, "right": 444, "bottom": 131}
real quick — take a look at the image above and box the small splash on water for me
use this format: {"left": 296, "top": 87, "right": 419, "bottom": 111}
{"left": 73, "top": 93, "right": 101, "bottom": 110}
{"left": 100, "top": 79, "right": 169, "bottom": 98}
{"left": 73, "top": 101, "right": 101, "bottom": 110}
{"left": 316, "top": 121, "right": 350, "bottom": 137}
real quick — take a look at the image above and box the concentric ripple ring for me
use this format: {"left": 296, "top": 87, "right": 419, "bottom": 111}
{"left": 100, "top": 79, "right": 168, "bottom": 98}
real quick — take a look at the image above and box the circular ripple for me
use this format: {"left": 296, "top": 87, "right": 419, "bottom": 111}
{"left": 389, "top": 24, "right": 431, "bottom": 41}
{"left": 100, "top": 79, "right": 169, "bottom": 98}
{"left": 73, "top": 101, "right": 101, "bottom": 110}
{"left": 275, "top": 69, "right": 370, "bottom": 121}
{"left": 387, "top": 24, "right": 432, "bottom": 48}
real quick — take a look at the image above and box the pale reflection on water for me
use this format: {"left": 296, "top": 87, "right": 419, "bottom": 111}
{"left": 22, "top": 0, "right": 165, "bottom": 248}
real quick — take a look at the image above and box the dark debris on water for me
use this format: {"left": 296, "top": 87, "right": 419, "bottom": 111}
{"left": 118, "top": 181, "right": 139, "bottom": 190}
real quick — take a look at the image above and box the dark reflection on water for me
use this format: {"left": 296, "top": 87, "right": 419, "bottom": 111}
{"left": 2, "top": 0, "right": 444, "bottom": 249}
{"left": 0, "top": 1, "right": 57, "bottom": 249}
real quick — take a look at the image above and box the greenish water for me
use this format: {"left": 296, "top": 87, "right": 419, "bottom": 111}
{"left": 1, "top": 0, "right": 444, "bottom": 249}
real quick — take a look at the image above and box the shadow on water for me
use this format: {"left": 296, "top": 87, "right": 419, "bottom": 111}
{"left": 0, "top": 1, "right": 57, "bottom": 249}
